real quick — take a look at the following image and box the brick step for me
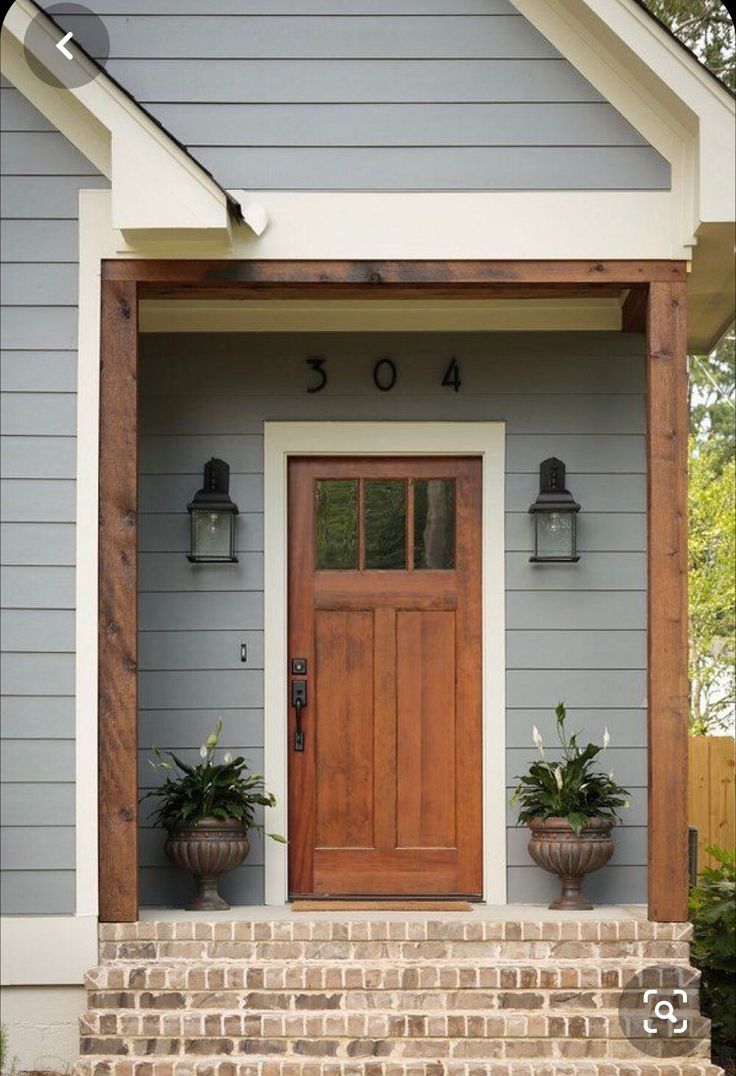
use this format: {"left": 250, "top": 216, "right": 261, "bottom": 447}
{"left": 99, "top": 920, "right": 693, "bottom": 944}
{"left": 77, "top": 1034, "right": 712, "bottom": 1060}
{"left": 79, "top": 1007, "right": 710, "bottom": 1042}
{"left": 100, "top": 938, "right": 690, "bottom": 963}
{"left": 72, "top": 1059, "right": 725, "bottom": 1076}
{"left": 84, "top": 986, "right": 658, "bottom": 1013}
{"left": 85, "top": 961, "right": 699, "bottom": 995}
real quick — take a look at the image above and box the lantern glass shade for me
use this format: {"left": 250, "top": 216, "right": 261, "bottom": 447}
{"left": 533, "top": 510, "right": 577, "bottom": 561}
{"left": 190, "top": 507, "right": 236, "bottom": 562}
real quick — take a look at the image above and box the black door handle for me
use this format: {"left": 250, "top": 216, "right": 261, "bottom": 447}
{"left": 292, "top": 679, "right": 307, "bottom": 751}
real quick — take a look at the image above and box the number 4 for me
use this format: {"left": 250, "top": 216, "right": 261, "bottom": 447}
{"left": 442, "top": 357, "right": 461, "bottom": 392}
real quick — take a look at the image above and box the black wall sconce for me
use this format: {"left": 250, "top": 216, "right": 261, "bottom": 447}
{"left": 529, "top": 457, "right": 580, "bottom": 563}
{"left": 187, "top": 458, "right": 239, "bottom": 563}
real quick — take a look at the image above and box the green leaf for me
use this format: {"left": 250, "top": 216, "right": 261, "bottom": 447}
{"left": 567, "top": 812, "right": 588, "bottom": 835}
{"left": 169, "top": 753, "right": 196, "bottom": 776}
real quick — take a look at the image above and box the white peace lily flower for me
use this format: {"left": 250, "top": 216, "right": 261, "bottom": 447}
{"left": 199, "top": 744, "right": 208, "bottom": 759}
{"left": 532, "top": 726, "right": 545, "bottom": 757}
{"left": 554, "top": 766, "right": 563, "bottom": 790}
{"left": 603, "top": 726, "right": 611, "bottom": 749}
{"left": 223, "top": 752, "right": 233, "bottom": 764}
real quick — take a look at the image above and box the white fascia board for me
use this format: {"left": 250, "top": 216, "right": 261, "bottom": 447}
{"left": 0, "top": 916, "right": 98, "bottom": 986}
{"left": 223, "top": 190, "right": 684, "bottom": 260}
{"left": 2, "top": 0, "right": 236, "bottom": 238}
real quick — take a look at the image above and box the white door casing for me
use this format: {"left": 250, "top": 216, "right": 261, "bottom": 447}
{"left": 263, "top": 422, "right": 506, "bottom": 905}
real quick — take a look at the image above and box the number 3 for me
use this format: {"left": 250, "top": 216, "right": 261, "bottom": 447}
{"left": 306, "top": 356, "right": 327, "bottom": 393}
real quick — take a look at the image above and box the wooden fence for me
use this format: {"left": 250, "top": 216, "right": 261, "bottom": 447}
{"left": 688, "top": 736, "right": 736, "bottom": 871}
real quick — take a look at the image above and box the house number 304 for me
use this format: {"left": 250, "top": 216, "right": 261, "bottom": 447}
{"left": 305, "top": 356, "right": 462, "bottom": 393}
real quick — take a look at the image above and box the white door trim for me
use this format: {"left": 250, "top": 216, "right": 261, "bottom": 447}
{"left": 263, "top": 421, "right": 506, "bottom": 905}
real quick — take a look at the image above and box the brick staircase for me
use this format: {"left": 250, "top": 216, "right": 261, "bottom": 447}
{"left": 73, "top": 915, "right": 722, "bottom": 1076}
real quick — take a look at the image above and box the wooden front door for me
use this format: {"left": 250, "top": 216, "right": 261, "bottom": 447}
{"left": 288, "top": 456, "right": 482, "bottom": 898}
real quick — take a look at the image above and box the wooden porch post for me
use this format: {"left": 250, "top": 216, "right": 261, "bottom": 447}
{"left": 98, "top": 276, "right": 139, "bottom": 923}
{"left": 646, "top": 280, "right": 690, "bottom": 922}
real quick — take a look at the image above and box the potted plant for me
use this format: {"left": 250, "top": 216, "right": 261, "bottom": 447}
{"left": 143, "top": 720, "right": 285, "bottom": 910}
{"left": 511, "top": 702, "right": 630, "bottom": 910}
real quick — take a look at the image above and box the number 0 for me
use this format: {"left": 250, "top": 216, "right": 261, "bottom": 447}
{"left": 442, "top": 357, "right": 461, "bottom": 392}
{"left": 373, "top": 357, "right": 397, "bottom": 392}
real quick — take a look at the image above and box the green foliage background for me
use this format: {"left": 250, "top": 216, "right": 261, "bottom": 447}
{"left": 690, "top": 846, "right": 736, "bottom": 1055}
{"left": 641, "top": 0, "right": 735, "bottom": 89}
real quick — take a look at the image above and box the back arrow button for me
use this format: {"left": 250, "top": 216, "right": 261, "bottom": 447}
{"left": 55, "top": 31, "right": 74, "bottom": 59}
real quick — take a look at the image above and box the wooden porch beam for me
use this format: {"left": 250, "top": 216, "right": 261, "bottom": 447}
{"left": 99, "top": 276, "right": 139, "bottom": 923}
{"left": 103, "top": 259, "right": 687, "bottom": 289}
{"left": 646, "top": 280, "right": 690, "bottom": 923}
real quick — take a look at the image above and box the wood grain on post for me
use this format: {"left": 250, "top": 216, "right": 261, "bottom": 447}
{"left": 99, "top": 277, "right": 139, "bottom": 923}
{"left": 646, "top": 280, "right": 689, "bottom": 923}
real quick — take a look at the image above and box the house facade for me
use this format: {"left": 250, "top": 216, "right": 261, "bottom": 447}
{"left": 0, "top": 0, "right": 734, "bottom": 1067}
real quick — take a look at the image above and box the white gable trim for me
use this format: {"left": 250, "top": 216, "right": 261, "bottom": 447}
{"left": 1, "top": 0, "right": 243, "bottom": 240}
{"left": 512, "top": 0, "right": 735, "bottom": 232}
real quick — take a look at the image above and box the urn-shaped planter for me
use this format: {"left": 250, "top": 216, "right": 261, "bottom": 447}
{"left": 528, "top": 816, "right": 614, "bottom": 910}
{"left": 165, "top": 817, "right": 250, "bottom": 911}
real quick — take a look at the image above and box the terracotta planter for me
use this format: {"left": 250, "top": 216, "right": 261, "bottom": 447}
{"left": 527, "top": 816, "right": 614, "bottom": 910}
{"left": 165, "top": 817, "right": 250, "bottom": 911}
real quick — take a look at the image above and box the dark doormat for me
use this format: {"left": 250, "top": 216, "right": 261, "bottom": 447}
{"left": 291, "top": 900, "right": 474, "bottom": 911}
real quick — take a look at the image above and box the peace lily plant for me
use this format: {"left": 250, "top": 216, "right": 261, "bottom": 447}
{"left": 511, "top": 702, "right": 630, "bottom": 832}
{"left": 143, "top": 719, "right": 284, "bottom": 911}
{"left": 144, "top": 719, "right": 285, "bottom": 839}
{"left": 511, "top": 702, "right": 630, "bottom": 910}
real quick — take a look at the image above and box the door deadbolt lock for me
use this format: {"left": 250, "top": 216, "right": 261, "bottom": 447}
{"left": 291, "top": 657, "right": 307, "bottom": 675}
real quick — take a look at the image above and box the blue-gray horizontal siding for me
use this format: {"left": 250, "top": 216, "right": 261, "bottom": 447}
{"left": 178, "top": 146, "right": 670, "bottom": 191}
{"left": 0, "top": 85, "right": 108, "bottom": 915}
{"left": 40, "top": 3, "right": 669, "bottom": 192}
{"left": 148, "top": 103, "right": 651, "bottom": 148}
{"left": 138, "top": 330, "right": 647, "bottom": 907}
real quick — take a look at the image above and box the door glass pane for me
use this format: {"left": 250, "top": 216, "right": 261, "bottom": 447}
{"left": 364, "top": 479, "right": 407, "bottom": 570}
{"left": 414, "top": 479, "right": 456, "bottom": 569}
{"left": 315, "top": 479, "right": 358, "bottom": 569}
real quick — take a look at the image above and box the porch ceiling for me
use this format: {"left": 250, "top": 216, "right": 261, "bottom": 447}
{"left": 138, "top": 296, "right": 625, "bottom": 334}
